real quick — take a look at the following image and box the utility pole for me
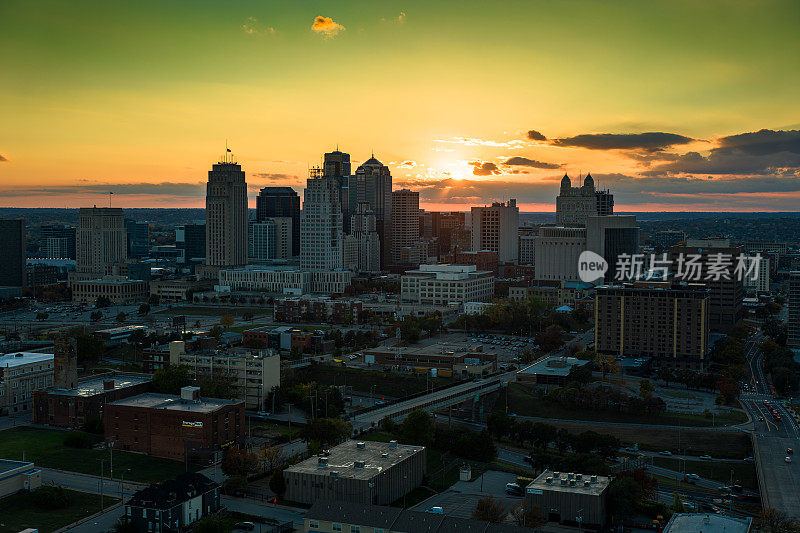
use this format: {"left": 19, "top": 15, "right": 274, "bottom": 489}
{"left": 99, "top": 459, "right": 105, "bottom": 511}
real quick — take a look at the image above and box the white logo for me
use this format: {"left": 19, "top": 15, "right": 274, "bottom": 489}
{"left": 578, "top": 250, "right": 608, "bottom": 283}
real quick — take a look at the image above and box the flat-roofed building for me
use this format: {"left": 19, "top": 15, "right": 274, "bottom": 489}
{"left": 516, "top": 356, "right": 591, "bottom": 387}
{"left": 33, "top": 373, "right": 151, "bottom": 429}
{"left": 363, "top": 344, "right": 497, "bottom": 378}
{"left": 664, "top": 513, "right": 752, "bottom": 533}
{"left": 534, "top": 226, "right": 587, "bottom": 282}
{"left": 285, "top": 440, "right": 426, "bottom": 506}
{"left": 104, "top": 386, "right": 245, "bottom": 462}
{"left": 401, "top": 264, "right": 493, "bottom": 306}
{"left": 524, "top": 469, "right": 610, "bottom": 529}
{"left": 0, "top": 460, "right": 41, "bottom": 499}
{"left": 274, "top": 296, "right": 363, "bottom": 324}
{"left": 72, "top": 275, "right": 148, "bottom": 305}
{"left": 0, "top": 352, "right": 54, "bottom": 416}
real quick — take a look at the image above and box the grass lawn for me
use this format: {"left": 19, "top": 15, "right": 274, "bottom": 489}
{"left": 0, "top": 427, "right": 193, "bottom": 483}
{"left": 653, "top": 457, "right": 758, "bottom": 490}
{"left": 0, "top": 489, "right": 119, "bottom": 533}
{"left": 503, "top": 383, "right": 747, "bottom": 427}
{"left": 298, "top": 364, "right": 459, "bottom": 397}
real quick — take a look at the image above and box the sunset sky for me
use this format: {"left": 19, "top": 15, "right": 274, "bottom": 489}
{"left": 1, "top": 0, "right": 799, "bottom": 211}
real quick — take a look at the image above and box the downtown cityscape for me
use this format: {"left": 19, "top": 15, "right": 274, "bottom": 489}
{"left": 1, "top": 1, "right": 800, "bottom": 533}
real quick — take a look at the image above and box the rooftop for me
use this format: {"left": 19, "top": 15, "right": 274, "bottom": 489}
{"left": 0, "top": 459, "right": 37, "bottom": 475}
{"left": 96, "top": 325, "right": 147, "bottom": 335}
{"left": 526, "top": 469, "right": 610, "bottom": 496}
{"left": 108, "top": 392, "right": 241, "bottom": 413}
{"left": 286, "top": 440, "right": 425, "bottom": 480}
{"left": 0, "top": 351, "right": 53, "bottom": 369}
{"left": 44, "top": 374, "right": 151, "bottom": 397}
{"left": 128, "top": 472, "right": 218, "bottom": 510}
{"left": 663, "top": 513, "right": 752, "bottom": 533}
{"left": 518, "top": 356, "right": 589, "bottom": 377}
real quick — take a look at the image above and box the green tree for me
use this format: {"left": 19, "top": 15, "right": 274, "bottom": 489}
{"left": 472, "top": 495, "right": 507, "bottom": 523}
{"left": 672, "top": 491, "right": 685, "bottom": 512}
{"left": 112, "top": 518, "right": 137, "bottom": 533}
{"left": 639, "top": 379, "right": 655, "bottom": 399}
{"left": 95, "top": 296, "right": 112, "bottom": 308}
{"left": 221, "top": 447, "right": 258, "bottom": 477}
{"left": 30, "top": 486, "right": 71, "bottom": 510}
{"left": 151, "top": 364, "right": 191, "bottom": 394}
{"left": 400, "top": 409, "right": 435, "bottom": 446}
{"left": 220, "top": 314, "right": 235, "bottom": 327}
{"left": 194, "top": 516, "right": 233, "bottom": 533}
{"left": 300, "top": 418, "right": 353, "bottom": 448}
{"left": 607, "top": 477, "right": 643, "bottom": 520}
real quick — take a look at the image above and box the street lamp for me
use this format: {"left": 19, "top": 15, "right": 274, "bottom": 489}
{"left": 120, "top": 467, "right": 132, "bottom": 500}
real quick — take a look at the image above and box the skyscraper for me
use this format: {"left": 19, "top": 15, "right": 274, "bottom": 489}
{"left": 206, "top": 152, "right": 248, "bottom": 267}
{"left": 125, "top": 219, "right": 149, "bottom": 258}
{"left": 392, "top": 189, "right": 420, "bottom": 265}
{"left": 41, "top": 224, "right": 76, "bottom": 259}
{"left": 77, "top": 207, "right": 127, "bottom": 275}
{"left": 344, "top": 202, "right": 380, "bottom": 273}
{"left": 175, "top": 223, "right": 206, "bottom": 264}
{"left": 323, "top": 150, "right": 351, "bottom": 230}
{"left": 471, "top": 199, "right": 520, "bottom": 263}
{"left": 0, "top": 219, "right": 25, "bottom": 287}
{"left": 249, "top": 217, "right": 293, "bottom": 261}
{"left": 351, "top": 155, "right": 392, "bottom": 268}
{"left": 301, "top": 168, "right": 343, "bottom": 271}
{"left": 586, "top": 215, "right": 639, "bottom": 282}
{"left": 556, "top": 173, "right": 614, "bottom": 226}
{"left": 255, "top": 187, "right": 300, "bottom": 256}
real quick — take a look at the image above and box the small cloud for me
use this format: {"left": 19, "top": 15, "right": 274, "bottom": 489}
{"left": 0, "top": 154, "right": 8, "bottom": 162}
{"left": 396, "top": 12, "right": 407, "bottom": 23}
{"left": 469, "top": 161, "right": 501, "bottom": 176}
{"left": 526, "top": 130, "right": 547, "bottom": 141}
{"left": 503, "top": 156, "right": 561, "bottom": 169}
{"left": 241, "top": 16, "right": 275, "bottom": 35}
{"left": 395, "top": 160, "right": 417, "bottom": 169}
{"left": 312, "top": 16, "right": 345, "bottom": 38}
{"left": 435, "top": 137, "right": 526, "bottom": 149}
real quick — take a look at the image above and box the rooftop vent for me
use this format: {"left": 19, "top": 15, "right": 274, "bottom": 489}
{"left": 381, "top": 452, "right": 389, "bottom": 458}
{"left": 356, "top": 442, "right": 366, "bottom": 450}
{"left": 576, "top": 474, "right": 583, "bottom": 481}
{"left": 103, "top": 380, "right": 115, "bottom": 391}
{"left": 584, "top": 481, "right": 591, "bottom": 487}
{"left": 389, "top": 440, "right": 398, "bottom": 449}
{"left": 545, "top": 477, "right": 553, "bottom": 484}
{"left": 553, "top": 471, "right": 560, "bottom": 477}
{"left": 180, "top": 386, "right": 200, "bottom": 402}
{"left": 354, "top": 460, "right": 366, "bottom": 468}
{"left": 590, "top": 475, "right": 598, "bottom": 483}
{"left": 560, "top": 478, "right": 567, "bottom": 486}
{"left": 569, "top": 480, "right": 576, "bottom": 487}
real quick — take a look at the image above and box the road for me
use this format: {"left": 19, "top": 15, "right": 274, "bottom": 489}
{"left": 742, "top": 332, "right": 800, "bottom": 519}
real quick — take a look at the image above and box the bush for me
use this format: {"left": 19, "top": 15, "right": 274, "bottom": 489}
{"left": 63, "top": 431, "right": 95, "bottom": 449}
{"left": 30, "top": 486, "right": 72, "bottom": 510}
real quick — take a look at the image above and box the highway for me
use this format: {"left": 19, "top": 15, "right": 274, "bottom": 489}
{"left": 742, "top": 332, "right": 800, "bottom": 519}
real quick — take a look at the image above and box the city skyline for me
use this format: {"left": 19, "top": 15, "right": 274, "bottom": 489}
{"left": 1, "top": 0, "right": 800, "bottom": 211}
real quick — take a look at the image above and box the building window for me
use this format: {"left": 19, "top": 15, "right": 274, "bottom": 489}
{"left": 332, "top": 524, "right": 342, "bottom": 532}
{"left": 308, "top": 521, "right": 319, "bottom": 529}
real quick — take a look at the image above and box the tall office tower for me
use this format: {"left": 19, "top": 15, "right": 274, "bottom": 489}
{"left": 124, "top": 219, "right": 149, "bottom": 258}
{"left": 595, "top": 281, "right": 709, "bottom": 370}
{"left": 556, "top": 173, "right": 614, "bottom": 226}
{"left": 668, "top": 238, "right": 744, "bottom": 332}
{"left": 586, "top": 215, "right": 639, "bottom": 281}
{"left": 301, "top": 168, "right": 343, "bottom": 271}
{"left": 206, "top": 153, "right": 248, "bottom": 267}
{"left": 534, "top": 226, "right": 587, "bottom": 281}
{"left": 391, "top": 189, "right": 420, "bottom": 265}
{"left": 323, "top": 150, "right": 352, "bottom": 230}
{"left": 41, "top": 224, "right": 76, "bottom": 259}
{"left": 0, "top": 219, "right": 25, "bottom": 287}
{"left": 788, "top": 271, "right": 800, "bottom": 350}
{"left": 471, "top": 199, "right": 520, "bottom": 263}
{"left": 350, "top": 155, "right": 392, "bottom": 268}
{"left": 53, "top": 335, "right": 77, "bottom": 389}
{"left": 518, "top": 226, "right": 537, "bottom": 265}
{"left": 77, "top": 207, "right": 127, "bottom": 275}
{"left": 344, "top": 202, "right": 381, "bottom": 272}
{"left": 249, "top": 217, "right": 293, "bottom": 261}
{"left": 255, "top": 187, "right": 301, "bottom": 256}
{"left": 431, "top": 212, "right": 466, "bottom": 256}
{"left": 175, "top": 223, "right": 206, "bottom": 264}
{"left": 419, "top": 211, "right": 433, "bottom": 239}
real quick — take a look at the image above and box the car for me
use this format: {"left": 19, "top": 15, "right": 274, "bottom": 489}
{"left": 788, "top": 448, "right": 794, "bottom": 455}
{"left": 234, "top": 522, "right": 256, "bottom": 531}
{"left": 786, "top": 456, "right": 793, "bottom": 463}
{"left": 685, "top": 473, "right": 700, "bottom": 480}
{"left": 700, "top": 455, "right": 712, "bottom": 460}
{"left": 744, "top": 456, "right": 754, "bottom": 462}
{"left": 660, "top": 450, "right": 672, "bottom": 456}
{"left": 426, "top": 507, "right": 444, "bottom": 514}
{"left": 505, "top": 482, "right": 523, "bottom": 495}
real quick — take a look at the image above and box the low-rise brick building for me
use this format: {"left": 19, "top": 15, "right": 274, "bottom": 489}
{"left": 274, "top": 296, "right": 363, "bottom": 324}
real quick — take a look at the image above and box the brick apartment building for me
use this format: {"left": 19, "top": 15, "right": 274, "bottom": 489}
{"left": 104, "top": 386, "right": 245, "bottom": 462}
{"left": 33, "top": 374, "right": 151, "bottom": 428}
{"left": 441, "top": 249, "right": 499, "bottom": 275}
{"left": 274, "top": 296, "right": 363, "bottom": 324}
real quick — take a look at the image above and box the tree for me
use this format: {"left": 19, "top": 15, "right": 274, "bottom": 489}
{"left": 487, "top": 411, "right": 513, "bottom": 439}
{"left": 112, "top": 518, "right": 137, "bottom": 533}
{"left": 223, "top": 475, "right": 248, "bottom": 495}
{"left": 90, "top": 310, "right": 103, "bottom": 322}
{"left": 30, "top": 486, "right": 72, "bottom": 510}
{"left": 672, "top": 491, "right": 685, "bottom": 512}
{"left": 151, "top": 364, "right": 191, "bottom": 394}
{"left": 300, "top": 418, "right": 352, "bottom": 448}
{"left": 138, "top": 303, "right": 150, "bottom": 315}
{"left": 221, "top": 447, "right": 258, "bottom": 477}
{"left": 116, "top": 312, "right": 127, "bottom": 323}
{"left": 194, "top": 516, "right": 233, "bottom": 533}
{"left": 257, "top": 444, "right": 284, "bottom": 473}
{"left": 270, "top": 468, "right": 287, "bottom": 496}
{"left": 400, "top": 409, "right": 435, "bottom": 446}
{"left": 209, "top": 325, "right": 223, "bottom": 340}
{"left": 639, "top": 379, "right": 655, "bottom": 399}
{"left": 95, "top": 296, "right": 112, "bottom": 308}
{"left": 607, "top": 477, "right": 643, "bottom": 520}
{"left": 472, "top": 495, "right": 507, "bottom": 523}
{"left": 510, "top": 502, "right": 546, "bottom": 528}
{"left": 594, "top": 354, "right": 620, "bottom": 380}
{"left": 220, "top": 314, "right": 235, "bottom": 327}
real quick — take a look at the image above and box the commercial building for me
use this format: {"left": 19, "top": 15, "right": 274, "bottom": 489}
{"left": 518, "top": 226, "right": 537, "bottom": 265}
{"left": 303, "top": 500, "right": 530, "bottom": 533}
{"left": 534, "top": 226, "right": 587, "bottom": 282}
{"left": 34, "top": 373, "right": 152, "bottom": 429}
{"left": 442, "top": 249, "right": 499, "bottom": 275}
{"left": 392, "top": 189, "right": 420, "bottom": 265}
{"left": 401, "top": 264, "right": 494, "bottom": 306}
{"left": 555, "top": 173, "right": 613, "bottom": 226}
{"left": 170, "top": 342, "right": 279, "bottom": 410}
{"left": 0, "top": 460, "right": 41, "bottom": 499}
{"left": 95, "top": 325, "right": 148, "bottom": 346}
{"left": 71, "top": 275, "right": 148, "bottom": 305}
{"left": 471, "top": 200, "right": 520, "bottom": 263}
{"left": 585, "top": 215, "right": 639, "bottom": 281}
{"left": 323, "top": 150, "right": 352, "bottom": 231}
{"left": 76, "top": 207, "right": 127, "bottom": 276}
{"left": 0, "top": 352, "right": 54, "bottom": 415}
{"left": 428, "top": 211, "right": 466, "bottom": 254}
{"left": 218, "top": 265, "right": 352, "bottom": 295}
{"left": 350, "top": 156, "right": 393, "bottom": 268}
{"left": 256, "top": 187, "right": 301, "bottom": 256}
{"left": 595, "top": 282, "right": 709, "bottom": 369}
{"left": 524, "top": 470, "right": 610, "bottom": 528}
{"left": 249, "top": 217, "right": 292, "bottom": 261}
{"left": 789, "top": 271, "right": 800, "bottom": 351}
{"left": 741, "top": 254, "right": 770, "bottom": 293}
{"left": 509, "top": 280, "right": 594, "bottom": 309}
{"left": 175, "top": 223, "right": 206, "bottom": 264}
{"left": 205, "top": 154, "right": 248, "bottom": 267}
{"left": 668, "top": 239, "right": 744, "bottom": 332}
{"left": 40, "top": 224, "right": 76, "bottom": 259}
{"left": 242, "top": 326, "right": 332, "bottom": 354}
{"left": 516, "top": 356, "right": 591, "bottom": 387}
{"left": 275, "top": 296, "right": 363, "bottom": 324}
{"left": 150, "top": 278, "right": 208, "bottom": 303}
{"left": 344, "top": 203, "right": 381, "bottom": 273}
{"left": 104, "top": 386, "right": 245, "bottom": 461}
{"left": 652, "top": 230, "right": 685, "bottom": 251}
{"left": 124, "top": 473, "right": 220, "bottom": 533}
{"left": 663, "top": 514, "right": 752, "bottom": 533}
{"left": 301, "top": 168, "right": 344, "bottom": 271}
{"left": 125, "top": 219, "right": 149, "bottom": 258}
{"left": 0, "top": 219, "right": 26, "bottom": 287}
{"left": 363, "top": 344, "right": 497, "bottom": 377}
{"left": 284, "top": 440, "right": 426, "bottom": 505}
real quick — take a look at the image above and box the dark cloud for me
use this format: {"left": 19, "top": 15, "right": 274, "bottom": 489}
{"left": 551, "top": 132, "right": 694, "bottom": 152}
{"left": 717, "top": 129, "right": 800, "bottom": 156}
{"left": 0, "top": 154, "right": 8, "bottom": 162}
{"left": 469, "top": 161, "right": 501, "bottom": 176}
{"left": 503, "top": 157, "right": 561, "bottom": 169}
{"left": 526, "top": 130, "right": 547, "bottom": 141}
{"left": 252, "top": 173, "right": 300, "bottom": 181}
{"left": 0, "top": 182, "right": 204, "bottom": 197}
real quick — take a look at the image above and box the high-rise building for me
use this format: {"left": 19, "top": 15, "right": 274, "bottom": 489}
{"left": 205, "top": 154, "right": 248, "bottom": 267}
{"left": 344, "top": 203, "right": 380, "bottom": 273}
{"left": 741, "top": 255, "right": 770, "bottom": 294}
{"left": 175, "top": 223, "right": 205, "bottom": 264}
{"left": 77, "top": 208, "right": 127, "bottom": 275}
{"left": 255, "top": 187, "right": 301, "bottom": 256}
{"left": 595, "top": 282, "right": 709, "bottom": 369}
{"left": 392, "top": 189, "right": 420, "bottom": 265}
{"left": 301, "top": 168, "right": 343, "bottom": 272}
{"left": 788, "top": 271, "right": 800, "bottom": 351}
{"left": 556, "top": 173, "right": 613, "bottom": 226}
{"left": 351, "top": 156, "right": 392, "bottom": 268}
{"left": 41, "top": 224, "right": 76, "bottom": 259}
{"left": 586, "top": 215, "right": 639, "bottom": 281}
{"left": 248, "top": 217, "right": 292, "bottom": 261}
{"left": 0, "top": 219, "right": 25, "bottom": 287}
{"left": 471, "top": 199, "right": 520, "bottom": 263}
{"left": 124, "top": 219, "right": 149, "bottom": 258}
{"left": 518, "top": 226, "right": 537, "bottom": 265}
{"left": 323, "top": 150, "right": 351, "bottom": 231}
{"left": 534, "top": 226, "right": 587, "bottom": 282}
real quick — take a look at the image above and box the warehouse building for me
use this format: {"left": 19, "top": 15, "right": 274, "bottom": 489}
{"left": 524, "top": 470, "right": 610, "bottom": 529}
{"left": 284, "top": 440, "right": 426, "bottom": 506}
{"left": 0, "top": 460, "right": 41, "bottom": 499}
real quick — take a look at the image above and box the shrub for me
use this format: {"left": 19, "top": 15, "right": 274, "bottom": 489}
{"left": 63, "top": 431, "right": 95, "bottom": 449}
{"left": 30, "top": 486, "right": 71, "bottom": 509}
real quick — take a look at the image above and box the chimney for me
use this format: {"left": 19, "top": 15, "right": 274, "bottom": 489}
{"left": 103, "top": 380, "right": 115, "bottom": 391}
